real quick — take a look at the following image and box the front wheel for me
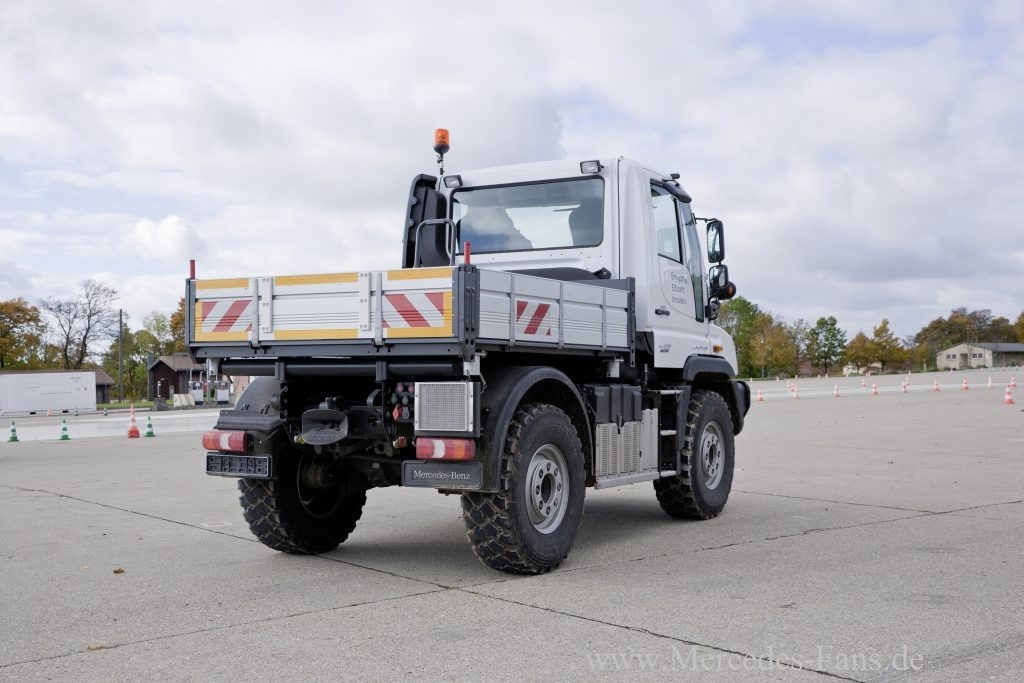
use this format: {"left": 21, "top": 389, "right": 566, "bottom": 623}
{"left": 238, "top": 451, "right": 367, "bottom": 554}
{"left": 654, "top": 389, "right": 735, "bottom": 520}
{"left": 461, "top": 403, "right": 585, "bottom": 574}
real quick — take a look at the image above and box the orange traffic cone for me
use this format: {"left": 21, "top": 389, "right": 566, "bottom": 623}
{"left": 756, "top": 388, "right": 764, "bottom": 402}
{"left": 1011, "top": 376, "right": 1018, "bottom": 389}
{"left": 932, "top": 380, "right": 940, "bottom": 392}
{"left": 793, "top": 385, "right": 800, "bottom": 399}
{"left": 833, "top": 384, "right": 840, "bottom": 398}
{"left": 987, "top": 377, "right": 993, "bottom": 389}
{"left": 127, "top": 404, "right": 140, "bottom": 439}
{"left": 902, "top": 381, "right": 909, "bottom": 394}
{"left": 1004, "top": 386, "right": 1015, "bottom": 405}
{"left": 962, "top": 378, "right": 969, "bottom": 391}
{"left": 871, "top": 383, "right": 878, "bottom": 396}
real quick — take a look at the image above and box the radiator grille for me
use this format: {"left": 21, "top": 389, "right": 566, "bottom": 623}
{"left": 414, "top": 382, "right": 474, "bottom": 432}
{"left": 596, "top": 424, "right": 616, "bottom": 476}
{"left": 621, "top": 422, "right": 639, "bottom": 473}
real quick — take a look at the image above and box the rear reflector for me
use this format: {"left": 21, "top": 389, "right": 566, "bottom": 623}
{"left": 415, "top": 437, "right": 476, "bottom": 461}
{"left": 202, "top": 430, "right": 248, "bottom": 453}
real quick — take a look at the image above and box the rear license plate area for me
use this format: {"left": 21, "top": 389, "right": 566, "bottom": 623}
{"left": 206, "top": 454, "right": 272, "bottom": 478}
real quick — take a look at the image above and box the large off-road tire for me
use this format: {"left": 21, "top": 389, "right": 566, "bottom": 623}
{"left": 461, "top": 403, "right": 585, "bottom": 574}
{"left": 654, "top": 389, "right": 734, "bottom": 520}
{"left": 238, "top": 451, "right": 366, "bottom": 554}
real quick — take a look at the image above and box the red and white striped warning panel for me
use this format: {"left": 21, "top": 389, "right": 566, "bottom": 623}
{"left": 515, "top": 298, "right": 558, "bottom": 340}
{"left": 195, "top": 299, "right": 253, "bottom": 342}
{"left": 383, "top": 291, "right": 453, "bottom": 338}
{"left": 193, "top": 279, "right": 254, "bottom": 343}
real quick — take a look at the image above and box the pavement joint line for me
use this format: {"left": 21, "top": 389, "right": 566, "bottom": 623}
{"left": 752, "top": 442, "right": 1012, "bottom": 459}
{"left": 0, "top": 483, "right": 252, "bottom": 543}
{"left": 0, "top": 482, "right": 530, "bottom": 594}
{"left": 0, "top": 587, "right": 447, "bottom": 671}
{"left": 734, "top": 489, "right": 936, "bottom": 513}
{"left": 452, "top": 589, "right": 865, "bottom": 682}
{"left": 735, "top": 490, "right": 1024, "bottom": 516}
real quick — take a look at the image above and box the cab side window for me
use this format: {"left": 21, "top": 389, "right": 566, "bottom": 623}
{"left": 679, "top": 204, "right": 705, "bottom": 321}
{"left": 651, "top": 185, "right": 682, "bottom": 262}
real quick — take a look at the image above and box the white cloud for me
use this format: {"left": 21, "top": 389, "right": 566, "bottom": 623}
{"left": 130, "top": 216, "right": 206, "bottom": 263}
{"left": 0, "top": 0, "right": 1020, "bottom": 340}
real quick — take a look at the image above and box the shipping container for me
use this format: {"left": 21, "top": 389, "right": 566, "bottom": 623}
{"left": 0, "top": 372, "right": 97, "bottom": 415}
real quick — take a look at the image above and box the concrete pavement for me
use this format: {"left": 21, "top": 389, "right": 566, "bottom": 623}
{"left": 0, "top": 369, "right": 1021, "bottom": 680}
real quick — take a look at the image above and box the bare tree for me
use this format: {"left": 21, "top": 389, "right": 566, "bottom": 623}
{"left": 40, "top": 280, "right": 119, "bottom": 369}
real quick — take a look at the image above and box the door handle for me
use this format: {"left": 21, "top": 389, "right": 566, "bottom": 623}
{"left": 655, "top": 308, "right": 671, "bottom": 316}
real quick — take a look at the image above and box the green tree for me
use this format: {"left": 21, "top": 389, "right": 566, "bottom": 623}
{"left": 142, "top": 312, "right": 176, "bottom": 356}
{"left": 1015, "top": 312, "right": 1024, "bottom": 343}
{"left": 844, "top": 332, "right": 873, "bottom": 371}
{"left": 101, "top": 319, "right": 151, "bottom": 401}
{"left": 748, "top": 312, "right": 796, "bottom": 378}
{"left": 985, "top": 316, "right": 1017, "bottom": 342}
{"left": 785, "top": 318, "right": 809, "bottom": 375}
{"left": 718, "top": 296, "right": 760, "bottom": 377}
{"left": 0, "top": 298, "right": 47, "bottom": 369}
{"left": 169, "top": 297, "right": 187, "bottom": 353}
{"left": 914, "top": 308, "right": 1017, "bottom": 352}
{"left": 40, "top": 279, "right": 119, "bottom": 369}
{"left": 805, "top": 316, "right": 847, "bottom": 375}
{"left": 869, "top": 318, "right": 907, "bottom": 372}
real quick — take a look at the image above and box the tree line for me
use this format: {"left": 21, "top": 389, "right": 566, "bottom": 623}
{"left": 719, "top": 297, "right": 1024, "bottom": 378}
{"left": 3, "top": 285, "right": 1023, "bottom": 395}
{"left": 0, "top": 280, "right": 187, "bottom": 400}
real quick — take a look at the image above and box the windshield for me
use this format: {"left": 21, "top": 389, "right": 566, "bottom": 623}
{"left": 451, "top": 178, "right": 603, "bottom": 254}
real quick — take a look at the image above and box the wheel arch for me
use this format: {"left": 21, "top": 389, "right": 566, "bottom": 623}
{"left": 478, "top": 365, "right": 592, "bottom": 492}
{"left": 683, "top": 356, "right": 749, "bottom": 436}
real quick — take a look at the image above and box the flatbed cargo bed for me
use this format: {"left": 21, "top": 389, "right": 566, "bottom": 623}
{"left": 187, "top": 265, "right": 634, "bottom": 365}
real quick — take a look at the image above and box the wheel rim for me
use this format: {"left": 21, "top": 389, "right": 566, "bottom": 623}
{"left": 525, "top": 444, "right": 568, "bottom": 534}
{"left": 296, "top": 454, "right": 344, "bottom": 519}
{"left": 699, "top": 421, "right": 725, "bottom": 490}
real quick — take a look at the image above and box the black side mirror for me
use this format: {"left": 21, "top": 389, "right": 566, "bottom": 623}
{"left": 706, "top": 219, "right": 725, "bottom": 263}
{"left": 709, "top": 264, "right": 736, "bottom": 300}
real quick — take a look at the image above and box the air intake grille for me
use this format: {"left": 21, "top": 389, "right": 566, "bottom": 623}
{"left": 414, "top": 382, "right": 474, "bottom": 433}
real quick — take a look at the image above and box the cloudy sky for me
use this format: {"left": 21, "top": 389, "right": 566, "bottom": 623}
{"left": 1, "top": 1, "right": 1022, "bottom": 340}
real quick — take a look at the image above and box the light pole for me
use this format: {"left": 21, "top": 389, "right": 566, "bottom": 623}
{"left": 118, "top": 308, "right": 123, "bottom": 403}
{"left": 760, "top": 339, "right": 765, "bottom": 379}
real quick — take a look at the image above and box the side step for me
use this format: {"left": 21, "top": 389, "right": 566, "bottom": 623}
{"left": 593, "top": 470, "right": 677, "bottom": 490}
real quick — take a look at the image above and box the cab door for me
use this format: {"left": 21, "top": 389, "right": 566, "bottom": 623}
{"left": 648, "top": 181, "right": 710, "bottom": 368}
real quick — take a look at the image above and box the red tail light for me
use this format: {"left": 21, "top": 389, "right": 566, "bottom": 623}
{"left": 202, "top": 430, "right": 248, "bottom": 453}
{"left": 415, "top": 437, "right": 476, "bottom": 461}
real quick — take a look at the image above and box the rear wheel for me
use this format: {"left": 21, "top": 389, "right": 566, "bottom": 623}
{"left": 239, "top": 450, "right": 366, "bottom": 554}
{"left": 654, "top": 389, "right": 734, "bottom": 520}
{"left": 461, "top": 403, "right": 585, "bottom": 574}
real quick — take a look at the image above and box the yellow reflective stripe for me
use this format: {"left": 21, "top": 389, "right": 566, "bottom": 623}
{"left": 385, "top": 326, "right": 453, "bottom": 339}
{"left": 195, "top": 278, "right": 250, "bottom": 290}
{"left": 274, "top": 272, "right": 358, "bottom": 286}
{"left": 386, "top": 267, "right": 453, "bottom": 281}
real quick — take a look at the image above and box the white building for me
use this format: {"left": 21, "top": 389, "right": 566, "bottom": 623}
{"left": 935, "top": 342, "right": 1024, "bottom": 370}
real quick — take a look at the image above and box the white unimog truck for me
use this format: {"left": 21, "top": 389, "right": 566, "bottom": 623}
{"left": 192, "top": 131, "right": 749, "bottom": 574}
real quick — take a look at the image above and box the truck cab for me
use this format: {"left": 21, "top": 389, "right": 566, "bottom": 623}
{"left": 405, "top": 157, "right": 738, "bottom": 375}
